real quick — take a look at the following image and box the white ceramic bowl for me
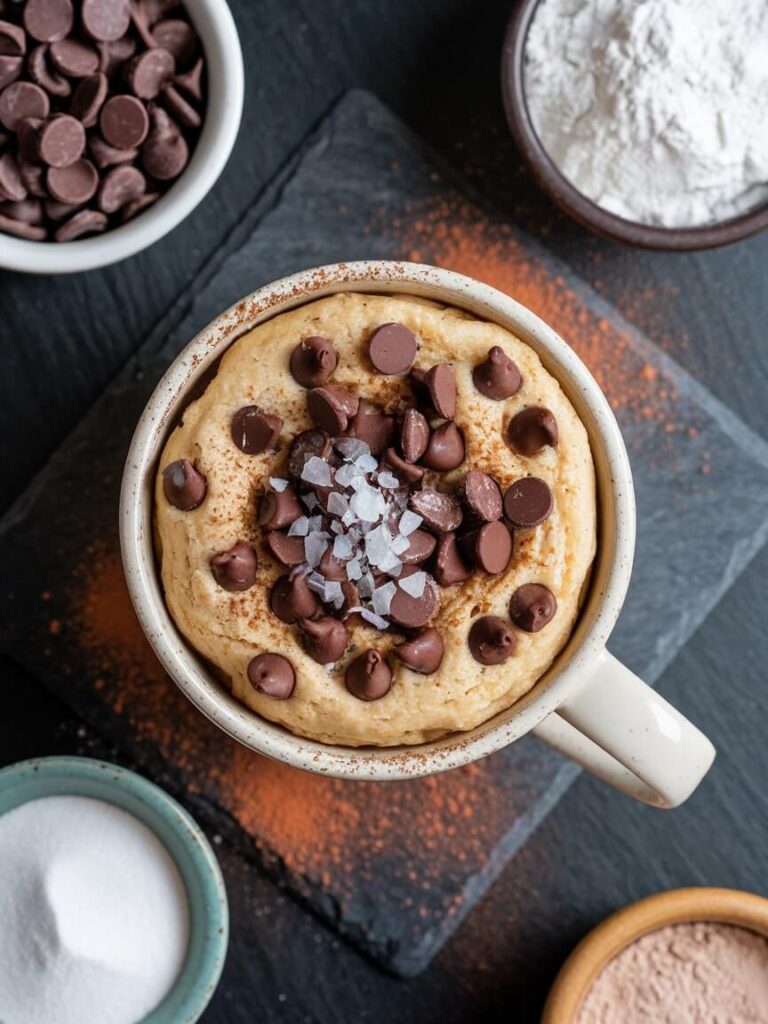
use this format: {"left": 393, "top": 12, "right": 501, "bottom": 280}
{"left": 0, "top": 0, "right": 244, "bottom": 275}
{"left": 120, "top": 261, "right": 715, "bottom": 806}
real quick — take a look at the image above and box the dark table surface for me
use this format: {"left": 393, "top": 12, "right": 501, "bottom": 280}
{"left": 2, "top": 1, "right": 768, "bottom": 1021}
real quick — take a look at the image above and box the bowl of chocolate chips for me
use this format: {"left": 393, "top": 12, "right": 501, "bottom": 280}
{"left": 0, "top": 0, "right": 243, "bottom": 273}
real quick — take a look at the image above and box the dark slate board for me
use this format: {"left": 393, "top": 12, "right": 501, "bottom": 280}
{"left": 2, "top": 90, "right": 768, "bottom": 976}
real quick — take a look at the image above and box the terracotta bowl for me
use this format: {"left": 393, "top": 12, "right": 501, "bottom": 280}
{"left": 501, "top": 0, "right": 768, "bottom": 251}
{"left": 542, "top": 887, "right": 768, "bottom": 1023}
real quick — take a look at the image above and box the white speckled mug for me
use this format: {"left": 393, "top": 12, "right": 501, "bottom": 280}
{"left": 120, "top": 262, "right": 715, "bottom": 807}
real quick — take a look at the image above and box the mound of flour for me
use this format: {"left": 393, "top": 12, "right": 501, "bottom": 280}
{"left": 525, "top": 0, "right": 768, "bottom": 227}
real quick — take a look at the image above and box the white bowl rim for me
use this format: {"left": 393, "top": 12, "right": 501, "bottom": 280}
{"left": 120, "top": 260, "right": 636, "bottom": 780}
{"left": 0, "top": 0, "right": 244, "bottom": 274}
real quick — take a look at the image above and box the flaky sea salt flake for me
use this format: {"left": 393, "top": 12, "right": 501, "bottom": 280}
{"left": 399, "top": 510, "right": 423, "bottom": 535}
{"left": 269, "top": 477, "right": 289, "bottom": 492}
{"left": 399, "top": 571, "right": 427, "bottom": 598}
{"left": 361, "top": 609, "right": 389, "bottom": 631}
{"left": 301, "top": 457, "right": 332, "bottom": 487}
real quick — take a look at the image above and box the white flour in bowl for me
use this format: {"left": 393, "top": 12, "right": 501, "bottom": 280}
{"left": 524, "top": 0, "right": 768, "bottom": 227}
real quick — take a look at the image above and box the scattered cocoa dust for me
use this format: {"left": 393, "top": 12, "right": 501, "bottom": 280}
{"left": 64, "top": 541, "right": 525, "bottom": 920}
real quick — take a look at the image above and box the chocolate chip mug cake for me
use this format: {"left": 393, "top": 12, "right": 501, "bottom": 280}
{"left": 154, "top": 293, "right": 596, "bottom": 746}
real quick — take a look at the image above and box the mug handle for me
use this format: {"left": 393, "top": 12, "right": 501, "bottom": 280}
{"left": 532, "top": 649, "right": 716, "bottom": 808}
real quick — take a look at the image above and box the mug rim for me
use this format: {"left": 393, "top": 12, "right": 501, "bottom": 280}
{"left": 119, "top": 260, "right": 636, "bottom": 779}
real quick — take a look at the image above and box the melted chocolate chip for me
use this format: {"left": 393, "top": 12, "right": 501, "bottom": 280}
{"left": 503, "top": 477, "right": 553, "bottom": 528}
{"left": 247, "top": 652, "right": 295, "bottom": 699}
{"left": 258, "top": 486, "right": 302, "bottom": 531}
{"left": 401, "top": 407, "right": 430, "bottom": 463}
{"left": 409, "top": 489, "right": 463, "bottom": 533}
{"left": 345, "top": 649, "right": 393, "bottom": 701}
{"left": 389, "top": 569, "right": 440, "bottom": 628}
{"left": 462, "top": 469, "right": 503, "bottom": 522}
{"left": 307, "top": 385, "right": 359, "bottom": 434}
{"left": 509, "top": 583, "right": 557, "bottom": 632}
{"left": 463, "top": 521, "right": 513, "bottom": 575}
{"left": 433, "top": 531, "right": 472, "bottom": 586}
{"left": 231, "top": 405, "right": 282, "bottom": 454}
{"left": 300, "top": 615, "right": 349, "bottom": 664}
{"left": 472, "top": 346, "right": 522, "bottom": 400}
{"left": 399, "top": 529, "right": 437, "bottom": 565}
{"left": 425, "top": 364, "right": 457, "bottom": 419}
{"left": 270, "top": 573, "right": 320, "bottom": 624}
{"left": 346, "top": 400, "right": 395, "bottom": 456}
{"left": 318, "top": 545, "right": 347, "bottom": 582}
{"left": 210, "top": 541, "right": 258, "bottom": 592}
{"left": 368, "top": 322, "right": 417, "bottom": 375}
{"left": 265, "top": 530, "right": 305, "bottom": 567}
{"left": 162, "top": 458, "right": 206, "bottom": 510}
{"left": 288, "top": 429, "right": 332, "bottom": 478}
{"left": 383, "top": 446, "right": 425, "bottom": 484}
{"left": 420, "top": 421, "right": 465, "bottom": 471}
{"left": 507, "top": 407, "right": 559, "bottom": 456}
{"left": 468, "top": 616, "right": 516, "bottom": 665}
{"left": 394, "top": 628, "right": 444, "bottom": 675}
{"left": 289, "top": 335, "right": 337, "bottom": 388}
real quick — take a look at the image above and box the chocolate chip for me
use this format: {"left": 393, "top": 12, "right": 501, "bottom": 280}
{"left": 368, "top": 322, "right": 417, "bottom": 375}
{"left": 88, "top": 132, "right": 136, "bottom": 167}
{"left": 96, "top": 32, "right": 135, "bottom": 74}
{"left": 231, "top": 405, "right": 282, "bottom": 454}
{"left": 210, "top": 541, "right": 258, "bottom": 592}
{"left": 394, "top": 628, "right": 444, "bottom": 674}
{"left": 503, "top": 477, "right": 553, "bottom": 528}
{"left": 289, "top": 335, "right": 337, "bottom": 388}
{"left": 509, "top": 583, "right": 557, "bottom": 632}
{"left": 44, "top": 197, "right": 78, "bottom": 219}
{"left": 0, "top": 55, "right": 22, "bottom": 90}
{"left": 433, "top": 531, "right": 472, "bottom": 586}
{"left": 0, "top": 210, "right": 46, "bottom": 238}
{"left": 339, "top": 580, "right": 360, "bottom": 617}
{"left": 81, "top": 0, "right": 130, "bottom": 42}
{"left": 473, "top": 346, "right": 522, "bottom": 400}
{"left": 47, "top": 157, "right": 97, "bottom": 203}
{"left": 23, "top": 0, "right": 73, "bottom": 43}
{"left": 463, "top": 469, "right": 502, "bottom": 522}
{"left": 420, "top": 422, "right": 465, "bottom": 472}
{"left": 270, "top": 573, "right": 320, "bottom": 624}
{"left": 162, "top": 457, "right": 206, "bottom": 510}
{"left": 425, "top": 364, "right": 457, "bottom": 419}
{"left": 463, "top": 520, "right": 513, "bottom": 575}
{"left": 174, "top": 55, "right": 202, "bottom": 101}
{"left": 141, "top": 111, "right": 187, "bottom": 179}
{"left": 100, "top": 93, "right": 148, "bottom": 147}
{"left": 151, "top": 18, "right": 196, "bottom": 63}
{"left": 0, "top": 197, "right": 43, "bottom": 223}
{"left": 401, "top": 407, "right": 429, "bottom": 463}
{"left": 0, "top": 152, "right": 26, "bottom": 200}
{"left": 0, "top": 19, "right": 27, "bottom": 56}
{"left": 345, "top": 401, "right": 395, "bottom": 456}
{"left": 265, "top": 530, "right": 305, "bottom": 567}
{"left": 383, "top": 446, "right": 424, "bottom": 485}
{"left": 288, "top": 428, "right": 332, "bottom": 478}
{"left": 127, "top": 46, "right": 174, "bottom": 99}
{"left": 69, "top": 70, "right": 107, "bottom": 124}
{"left": 318, "top": 545, "right": 347, "bottom": 582}
{"left": 96, "top": 163, "right": 145, "bottom": 212}
{"left": 18, "top": 156, "right": 46, "bottom": 196}
{"left": 468, "top": 616, "right": 516, "bottom": 665}
{"left": 0, "top": 80, "right": 49, "bottom": 130}
{"left": 307, "top": 385, "right": 359, "bottom": 435}
{"left": 400, "top": 529, "right": 437, "bottom": 565}
{"left": 28, "top": 44, "right": 71, "bottom": 96}
{"left": 53, "top": 207, "right": 106, "bottom": 239}
{"left": 300, "top": 615, "right": 349, "bottom": 664}
{"left": 409, "top": 489, "right": 463, "bottom": 533}
{"left": 159, "top": 81, "right": 199, "bottom": 127}
{"left": 247, "top": 653, "right": 295, "bottom": 700}
{"left": 507, "top": 407, "right": 559, "bottom": 457}
{"left": 120, "top": 189, "right": 157, "bottom": 221}
{"left": 38, "top": 114, "right": 85, "bottom": 167}
{"left": 16, "top": 115, "right": 43, "bottom": 159}
{"left": 49, "top": 38, "right": 99, "bottom": 77}
{"left": 345, "top": 649, "right": 392, "bottom": 701}
{"left": 389, "top": 568, "right": 440, "bottom": 628}
{"left": 258, "top": 486, "right": 302, "bottom": 531}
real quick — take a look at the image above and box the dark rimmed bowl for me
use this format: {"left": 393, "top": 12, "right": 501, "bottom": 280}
{"left": 501, "top": 0, "right": 768, "bottom": 251}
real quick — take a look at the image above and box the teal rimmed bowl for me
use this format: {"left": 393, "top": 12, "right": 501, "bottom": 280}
{"left": 0, "top": 756, "right": 229, "bottom": 1023}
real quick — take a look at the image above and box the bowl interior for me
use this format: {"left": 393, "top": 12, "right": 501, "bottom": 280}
{"left": 501, "top": 0, "right": 768, "bottom": 250}
{"left": 0, "top": 0, "right": 244, "bottom": 274}
{"left": 121, "top": 261, "right": 635, "bottom": 780}
{"left": 0, "top": 756, "right": 228, "bottom": 1024}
